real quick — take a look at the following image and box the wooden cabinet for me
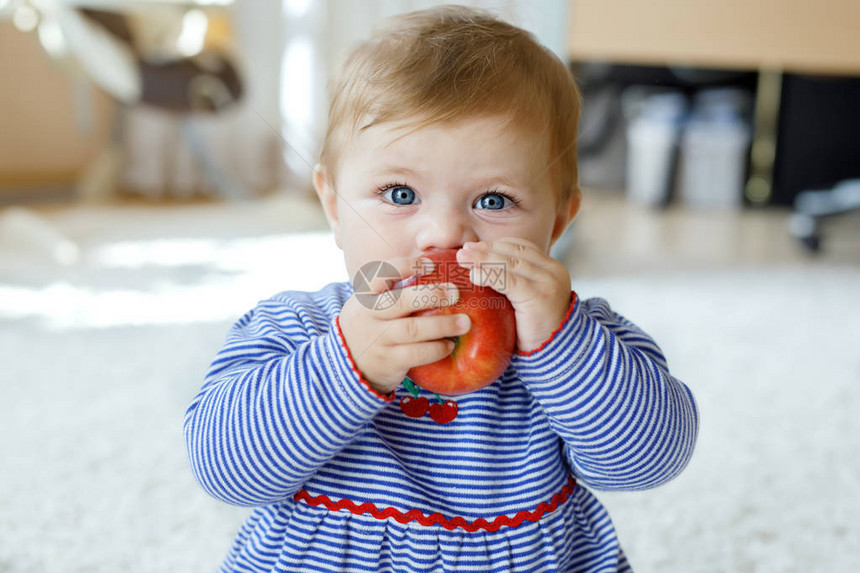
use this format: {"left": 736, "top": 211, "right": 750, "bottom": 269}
{"left": 567, "top": 0, "right": 860, "bottom": 206}
{"left": 567, "top": 0, "right": 860, "bottom": 75}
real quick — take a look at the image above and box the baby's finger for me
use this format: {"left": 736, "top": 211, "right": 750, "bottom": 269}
{"left": 352, "top": 256, "right": 435, "bottom": 294}
{"left": 457, "top": 248, "right": 544, "bottom": 292}
{"left": 389, "top": 313, "right": 470, "bottom": 345}
{"left": 392, "top": 339, "right": 456, "bottom": 369}
{"left": 397, "top": 282, "right": 460, "bottom": 316}
{"left": 366, "top": 282, "right": 458, "bottom": 319}
{"left": 460, "top": 238, "right": 555, "bottom": 270}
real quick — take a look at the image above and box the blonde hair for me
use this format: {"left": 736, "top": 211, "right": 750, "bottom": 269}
{"left": 319, "top": 5, "right": 581, "bottom": 201}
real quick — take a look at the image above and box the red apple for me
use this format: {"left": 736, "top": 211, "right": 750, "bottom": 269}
{"left": 401, "top": 248, "right": 516, "bottom": 395}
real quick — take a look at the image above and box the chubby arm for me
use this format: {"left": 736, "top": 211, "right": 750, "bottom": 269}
{"left": 183, "top": 292, "right": 392, "bottom": 507}
{"left": 512, "top": 296, "right": 699, "bottom": 491}
{"left": 458, "top": 239, "right": 697, "bottom": 490}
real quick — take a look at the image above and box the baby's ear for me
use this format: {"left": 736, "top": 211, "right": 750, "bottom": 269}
{"left": 550, "top": 186, "right": 582, "bottom": 244}
{"left": 313, "top": 164, "right": 342, "bottom": 249}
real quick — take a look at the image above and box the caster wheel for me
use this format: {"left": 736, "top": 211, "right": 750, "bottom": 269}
{"left": 799, "top": 235, "right": 821, "bottom": 253}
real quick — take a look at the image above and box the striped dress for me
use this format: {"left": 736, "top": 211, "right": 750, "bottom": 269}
{"left": 184, "top": 282, "right": 698, "bottom": 572}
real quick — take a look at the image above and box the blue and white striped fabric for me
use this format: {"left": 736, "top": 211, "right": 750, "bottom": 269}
{"left": 184, "top": 282, "right": 698, "bottom": 572}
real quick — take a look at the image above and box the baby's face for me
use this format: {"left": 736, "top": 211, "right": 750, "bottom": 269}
{"left": 315, "top": 115, "right": 578, "bottom": 280}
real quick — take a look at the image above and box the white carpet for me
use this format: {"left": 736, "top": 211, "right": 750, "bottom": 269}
{"left": 1, "top": 202, "right": 858, "bottom": 572}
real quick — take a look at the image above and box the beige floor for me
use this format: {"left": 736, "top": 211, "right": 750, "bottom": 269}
{"left": 563, "top": 188, "right": 860, "bottom": 279}
{"left": 3, "top": 189, "right": 858, "bottom": 573}
{"left": 12, "top": 187, "right": 860, "bottom": 280}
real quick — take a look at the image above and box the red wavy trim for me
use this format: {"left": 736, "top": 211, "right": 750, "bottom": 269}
{"left": 334, "top": 316, "right": 395, "bottom": 403}
{"left": 517, "top": 291, "right": 579, "bottom": 357}
{"left": 294, "top": 477, "right": 576, "bottom": 533}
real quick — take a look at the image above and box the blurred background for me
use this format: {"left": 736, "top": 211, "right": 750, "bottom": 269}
{"left": 0, "top": 1, "right": 858, "bottom": 572}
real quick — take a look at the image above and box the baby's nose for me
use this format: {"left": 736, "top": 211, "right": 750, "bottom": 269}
{"left": 414, "top": 210, "right": 478, "bottom": 253}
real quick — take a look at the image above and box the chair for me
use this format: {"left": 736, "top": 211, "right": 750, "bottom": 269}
{"left": 8, "top": 1, "right": 244, "bottom": 199}
{"left": 789, "top": 179, "right": 860, "bottom": 252}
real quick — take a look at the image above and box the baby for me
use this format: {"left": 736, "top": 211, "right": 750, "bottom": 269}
{"left": 185, "top": 5, "right": 698, "bottom": 572}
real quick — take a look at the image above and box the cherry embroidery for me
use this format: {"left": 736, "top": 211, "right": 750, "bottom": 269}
{"left": 429, "top": 400, "right": 458, "bottom": 424}
{"left": 400, "top": 377, "right": 458, "bottom": 423}
{"left": 399, "top": 395, "right": 429, "bottom": 418}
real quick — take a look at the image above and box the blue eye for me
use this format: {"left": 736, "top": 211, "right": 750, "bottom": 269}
{"left": 475, "top": 192, "right": 512, "bottom": 210}
{"left": 384, "top": 186, "right": 417, "bottom": 205}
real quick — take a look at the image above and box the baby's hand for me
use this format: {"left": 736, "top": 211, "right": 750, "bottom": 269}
{"left": 339, "top": 257, "right": 471, "bottom": 394}
{"left": 457, "top": 239, "right": 572, "bottom": 353}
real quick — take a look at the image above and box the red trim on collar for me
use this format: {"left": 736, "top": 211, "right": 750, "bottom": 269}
{"left": 294, "top": 476, "right": 576, "bottom": 533}
{"left": 516, "top": 291, "right": 579, "bottom": 358}
{"left": 334, "top": 315, "right": 395, "bottom": 402}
